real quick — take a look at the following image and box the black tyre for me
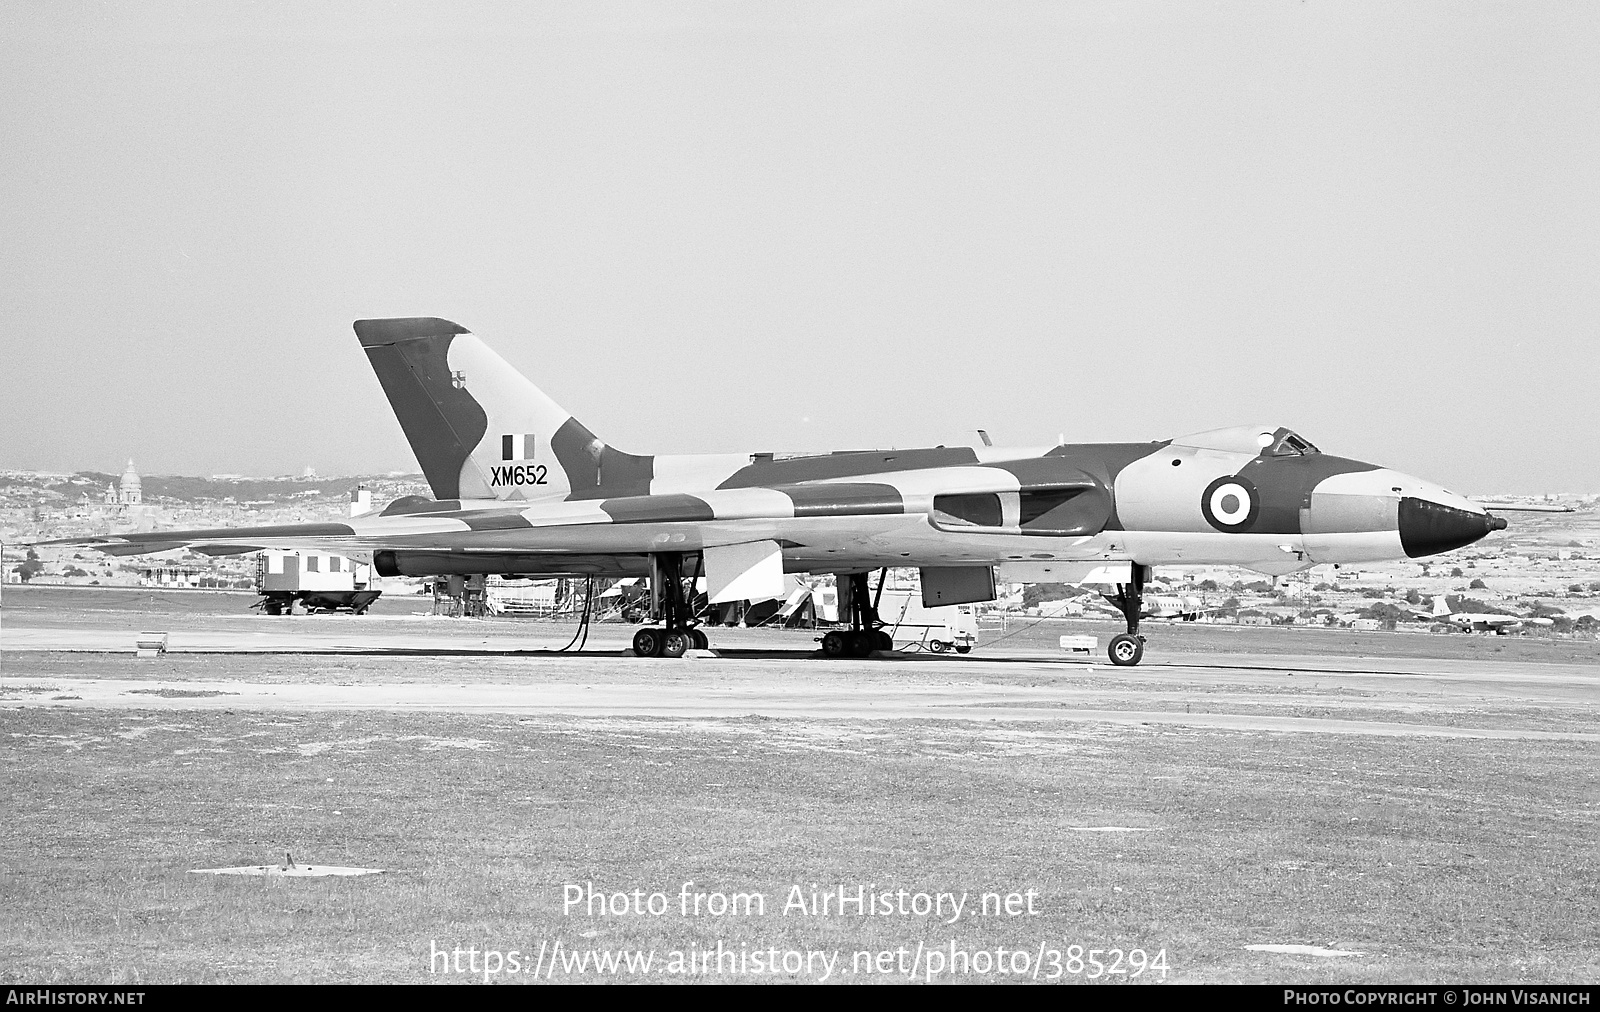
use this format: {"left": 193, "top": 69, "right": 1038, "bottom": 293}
{"left": 876, "top": 630, "right": 894, "bottom": 652}
{"left": 821, "top": 631, "right": 849, "bottom": 657}
{"left": 662, "top": 631, "right": 690, "bottom": 658}
{"left": 691, "top": 629, "right": 709, "bottom": 650}
{"left": 954, "top": 644, "right": 972, "bottom": 654}
{"left": 632, "top": 628, "right": 662, "bottom": 657}
{"left": 929, "top": 640, "right": 948, "bottom": 653}
{"left": 1108, "top": 633, "right": 1144, "bottom": 666}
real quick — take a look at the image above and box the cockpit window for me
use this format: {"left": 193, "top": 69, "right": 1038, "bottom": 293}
{"left": 1264, "top": 429, "right": 1319, "bottom": 457}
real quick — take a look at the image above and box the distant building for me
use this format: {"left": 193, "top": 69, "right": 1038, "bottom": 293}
{"left": 103, "top": 459, "right": 142, "bottom": 507}
{"left": 100, "top": 459, "right": 160, "bottom": 533}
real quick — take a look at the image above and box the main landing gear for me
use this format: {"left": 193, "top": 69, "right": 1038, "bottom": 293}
{"left": 1105, "top": 564, "right": 1150, "bottom": 667}
{"left": 631, "top": 553, "right": 709, "bottom": 658}
{"left": 821, "top": 570, "right": 895, "bottom": 658}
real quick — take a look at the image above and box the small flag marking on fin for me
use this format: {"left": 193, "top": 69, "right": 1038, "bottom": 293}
{"left": 501, "top": 434, "right": 538, "bottom": 460}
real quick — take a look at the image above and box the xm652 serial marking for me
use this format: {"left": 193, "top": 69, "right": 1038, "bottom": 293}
{"left": 491, "top": 464, "right": 548, "bottom": 486}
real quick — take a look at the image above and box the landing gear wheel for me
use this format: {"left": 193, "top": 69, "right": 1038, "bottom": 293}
{"left": 929, "top": 640, "right": 949, "bottom": 653}
{"left": 633, "top": 628, "right": 663, "bottom": 658}
{"left": 954, "top": 644, "right": 972, "bottom": 654}
{"left": 662, "top": 631, "right": 690, "bottom": 658}
{"left": 875, "top": 630, "right": 894, "bottom": 652}
{"left": 1108, "top": 633, "right": 1144, "bottom": 666}
{"left": 690, "top": 629, "right": 709, "bottom": 650}
{"left": 847, "top": 631, "right": 876, "bottom": 657}
{"left": 821, "top": 631, "right": 849, "bottom": 657}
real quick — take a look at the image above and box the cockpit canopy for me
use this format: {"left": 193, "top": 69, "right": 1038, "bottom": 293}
{"left": 1168, "top": 424, "right": 1320, "bottom": 457}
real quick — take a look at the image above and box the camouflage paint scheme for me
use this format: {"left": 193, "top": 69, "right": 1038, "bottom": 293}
{"left": 54, "top": 318, "right": 1504, "bottom": 583}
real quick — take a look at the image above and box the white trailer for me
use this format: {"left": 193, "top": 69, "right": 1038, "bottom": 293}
{"left": 255, "top": 550, "right": 380, "bottom": 615}
{"left": 875, "top": 586, "right": 979, "bottom": 653}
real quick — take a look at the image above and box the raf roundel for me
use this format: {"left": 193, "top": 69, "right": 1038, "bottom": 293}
{"left": 1201, "top": 475, "right": 1260, "bottom": 532}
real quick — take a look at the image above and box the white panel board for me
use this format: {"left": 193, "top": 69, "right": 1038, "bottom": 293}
{"left": 704, "top": 540, "right": 785, "bottom": 604}
{"left": 996, "top": 562, "right": 1132, "bottom": 586}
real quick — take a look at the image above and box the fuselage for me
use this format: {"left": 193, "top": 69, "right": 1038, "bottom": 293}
{"left": 281, "top": 423, "right": 1501, "bottom": 581}
{"left": 73, "top": 422, "right": 1498, "bottom": 582}
{"left": 190, "top": 317, "right": 1495, "bottom": 582}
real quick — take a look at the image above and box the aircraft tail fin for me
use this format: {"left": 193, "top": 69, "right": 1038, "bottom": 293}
{"left": 1430, "top": 596, "right": 1451, "bottom": 618}
{"left": 354, "top": 318, "right": 652, "bottom": 501}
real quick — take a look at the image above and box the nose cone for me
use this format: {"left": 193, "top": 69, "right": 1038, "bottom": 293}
{"left": 1303, "top": 466, "right": 1506, "bottom": 564}
{"left": 1398, "top": 497, "right": 1505, "bottom": 558}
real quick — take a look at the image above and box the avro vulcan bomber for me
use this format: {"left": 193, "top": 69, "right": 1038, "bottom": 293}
{"left": 53, "top": 318, "right": 1510, "bottom": 665}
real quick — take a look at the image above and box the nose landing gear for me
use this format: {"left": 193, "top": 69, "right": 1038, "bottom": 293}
{"left": 1105, "top": 564, "right": 1150, "bottom": 666}
{"left": 1107, "top": 632, "right": 1144, "bottom": 666}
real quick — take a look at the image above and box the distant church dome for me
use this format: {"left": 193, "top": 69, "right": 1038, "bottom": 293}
{"left": 119, "top": 459, "right": 142, "bottom": 505}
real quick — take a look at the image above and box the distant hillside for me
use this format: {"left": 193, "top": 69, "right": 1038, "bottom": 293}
{"left": 26, "top": 472, "right": 429, "bottom": 504}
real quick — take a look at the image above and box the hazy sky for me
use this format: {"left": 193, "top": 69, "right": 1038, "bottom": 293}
{"left": 2, "top": 2, "right": 1597, "bottom": 493}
